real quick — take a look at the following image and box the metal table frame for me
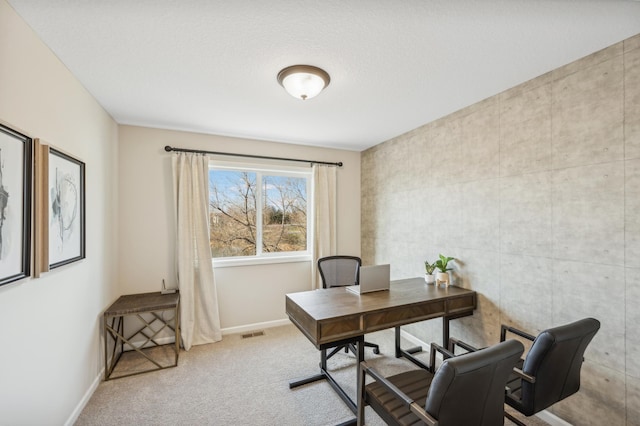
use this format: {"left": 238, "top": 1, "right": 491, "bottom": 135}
{"left": 103, "top": 291, "right": 180, "bottom": 380}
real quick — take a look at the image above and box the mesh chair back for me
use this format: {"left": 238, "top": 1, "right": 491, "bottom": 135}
{"left": 514, "top": 317, "right": 600, "bottom": 415}
{"left": 425, "top": 339, "right": 524, "bottom": 426}
{"left": 317, "top": 256, "right": 361, "bottom": 288}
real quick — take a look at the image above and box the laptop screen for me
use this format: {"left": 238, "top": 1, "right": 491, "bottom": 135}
{"left": 353, "top": 264, "right": 390, "bottom": 294}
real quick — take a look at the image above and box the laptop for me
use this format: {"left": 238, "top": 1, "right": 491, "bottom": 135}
{"left": 346, "top": 264, "right": 390, "bottom": 295}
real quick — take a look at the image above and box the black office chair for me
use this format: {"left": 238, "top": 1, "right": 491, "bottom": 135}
{"left": 448, "top": 317, "right": 601, "bottom": 426}
{"left": 358, "top": 339, "right": 524, "bottom": 425}
{"left": 317, "top": 256, "right": 380, "bottom": 359}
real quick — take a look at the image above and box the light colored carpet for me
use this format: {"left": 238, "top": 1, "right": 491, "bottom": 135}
{"left": 76, "top": 324, "right": 548, "bottom": 426}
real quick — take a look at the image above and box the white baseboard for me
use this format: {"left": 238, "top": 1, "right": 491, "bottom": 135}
{"left": 398, "top": 329, "right": 572, "bottom": 426}
{"left": 221, "top": 318, "right": 291, "bottom": 335}
{"left": 399, "top": 328, "right": 429, "bottom": 348}
{"left": 535, "top": 410, "right": 572, "bottom": 426}
{"left": 64, "top": 367, "right": 104, "bottom": 426}
{"left": 116, "top": 318, "right": 291, "bottom": 350}
{"left": 123, "top": 336, "right": 176, "bottom": 350}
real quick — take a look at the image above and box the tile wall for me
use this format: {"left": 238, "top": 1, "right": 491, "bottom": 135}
{"left": 361, "top": 33, "right": 640, "bottom": 425}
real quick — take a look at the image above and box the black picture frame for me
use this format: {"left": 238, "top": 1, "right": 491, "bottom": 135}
{"left": 0, "top": 123, "right": 32, "bottom": 287}
{"left": 48, "top": 147, "right": 85, "bottom": 269}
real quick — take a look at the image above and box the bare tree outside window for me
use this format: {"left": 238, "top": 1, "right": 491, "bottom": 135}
{"left": 262, "top": 175, "right": 307, "bottom": 253}
{"left": 209, "top": 170, "right": 257, "bottom": 257}
{"left": 209, "top": 168, "right": 308, "bottom": 258}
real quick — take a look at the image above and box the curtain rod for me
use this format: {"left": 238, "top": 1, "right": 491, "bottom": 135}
{"left": 164, "top": 145, "right": 342, "bottom": 167}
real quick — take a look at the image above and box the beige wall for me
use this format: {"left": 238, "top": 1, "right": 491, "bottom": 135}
{"left": 361, "top": 34, "right": 640, "bottom": 425}
{"left": 118, "top": 125, "right": 361, "bottom": 331}
{"left": 0, "top": 0, "right": 119, "bottom": 424}
{"left": 1, "top": 1, "right": 360, "bottom": 421}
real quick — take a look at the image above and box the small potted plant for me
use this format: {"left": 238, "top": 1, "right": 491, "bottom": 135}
{"left": 424, "top": 260, "right": 437, "bottom": 284}
{"left": 434, "top": 254, "right": 455, "bottom": 287}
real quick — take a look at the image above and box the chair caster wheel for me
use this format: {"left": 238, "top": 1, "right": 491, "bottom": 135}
{"left": 373, "top": 348, "right": 380, "bottom": 354}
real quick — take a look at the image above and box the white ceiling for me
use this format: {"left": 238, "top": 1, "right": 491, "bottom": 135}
{"left": 7, "top": 0, "right": 640, "bottom": 152}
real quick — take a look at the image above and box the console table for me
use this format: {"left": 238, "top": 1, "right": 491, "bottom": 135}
{"left": 103, "top": 291, "right": 180, "bottom": 380}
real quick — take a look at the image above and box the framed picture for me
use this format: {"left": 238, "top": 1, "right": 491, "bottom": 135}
{"left": 0, "top": 123, "right": 32, "bottom": 287}
{"left": 47, "top": 147, "right": 85, "bottom": 269}
{"left": 33, "top": 139, "right": 48, "bottom": 276}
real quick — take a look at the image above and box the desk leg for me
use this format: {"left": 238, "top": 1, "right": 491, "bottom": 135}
{"left": 355, "top": 340, "right": 365, "bottom": 426}
{"left": 442, "top": 311, "right": 474, "bottom": 347}
{"left": 443, "top": 316, "right": 450, "bottom": 347}
{"left": 288, "top": 348, "right": 327, "bottom": 388}
{"left": 395, "top": 326, "right": 422, "bottom": 357}
{"left": 333, "top": 342, "right": 362, "bottom": 426}
{"left": 289, "top": 337, "right": 363, "bottom": 423}
{"left": 394, "top": 326, "right": 429, "bottom": 370}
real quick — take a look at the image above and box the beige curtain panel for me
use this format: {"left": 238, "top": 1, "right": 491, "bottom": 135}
{"left": 172, "top": 152, "right": 222, "bottom": 350}
{"left": 312, "top": 164, "right": 337, "bottom": 289}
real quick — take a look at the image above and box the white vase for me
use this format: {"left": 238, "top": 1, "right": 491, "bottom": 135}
{"left": 436, "top": 271, "right": 450, "bottom": 287}
{"left": 424, "top": 273, "right": 435, "bottom": 284}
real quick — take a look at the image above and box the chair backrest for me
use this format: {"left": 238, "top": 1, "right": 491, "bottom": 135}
{"left": 425, "top": 339, "right": 524, "bottom": 426}
{"left": 317, "top": 256, "right": 361, "bottom": 288}
{"left": 516, "top": 317, "right": 600, "bottom": 415}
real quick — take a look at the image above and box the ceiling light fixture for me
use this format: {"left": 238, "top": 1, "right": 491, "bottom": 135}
{"left": 277, "top": 65, "right": 330, "bottom": 100}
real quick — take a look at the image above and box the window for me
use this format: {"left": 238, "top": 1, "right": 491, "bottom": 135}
{"left": 208, "top": 161, "right": 311, "bottom": 262}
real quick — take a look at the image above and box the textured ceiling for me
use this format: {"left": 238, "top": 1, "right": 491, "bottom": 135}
{"left": 7, "top": 0, "right": 640, "bottom": 151}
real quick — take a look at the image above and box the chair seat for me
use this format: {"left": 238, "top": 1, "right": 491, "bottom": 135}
{"left": 365, "top": 369, "right": 434, "bottom": 426}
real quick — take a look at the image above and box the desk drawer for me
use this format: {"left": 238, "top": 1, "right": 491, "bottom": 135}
{"left": 364, "top": 301, "right": 446, "bottom": 331}
{"left": 318, "top": 315, "right": 362, "bottom": 344}
{"left": 446, "top": 295, "right": 476, "bottom": 313}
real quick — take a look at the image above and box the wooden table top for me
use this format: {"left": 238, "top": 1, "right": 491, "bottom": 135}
{"left": 286, "top": 277, "right": 476, "bottom": 348}
{"left": 104, "top": 291, "right": 180, "bottom": 317}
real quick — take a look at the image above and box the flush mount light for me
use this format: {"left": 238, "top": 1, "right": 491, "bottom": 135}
{"left": 277, "top": 65, "right": 330, "bottom": 100}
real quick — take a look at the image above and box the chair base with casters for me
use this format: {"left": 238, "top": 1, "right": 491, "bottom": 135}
{"left": 358, "top": 339, "right": 524, "bottom": 426}
{"left": 327, "top": 341, "right": 380, "bottom": 359}
{"left": 448, "top": 318, "right": 601, "bottom": 426}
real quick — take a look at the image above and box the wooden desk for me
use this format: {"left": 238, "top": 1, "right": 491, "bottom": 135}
{"left": 103, "top": 291, "right": 180, "bottom": 380}
{"left": 286, "top": 277, "right": 476, "bottom": 423}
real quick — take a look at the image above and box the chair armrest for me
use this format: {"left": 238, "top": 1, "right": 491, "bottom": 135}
{"left": 409, "top": 403, "right": 438, "bottom": 426}
{"left": 512, "top": 367, "right": 536, "bottom": 383}
{"left": 448, "top": 337, "right": 480, "bottom": 354}
{"left": 361, "top": 362, "right": 415, "bottom": 406}
{"left": 500, "top": 324, "right": 536, "bottom": 342}
{"left": 429, "top": 342, "right": 455, "bottom": 373}
{"left": 360, "top": 362, "right": 439, "bottom": 426}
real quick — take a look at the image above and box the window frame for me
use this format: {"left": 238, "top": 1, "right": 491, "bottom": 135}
{"left": 208, "top": 159, "right": 313, "bottom": 268}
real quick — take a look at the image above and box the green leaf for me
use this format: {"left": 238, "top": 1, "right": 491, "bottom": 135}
{"left": 424, "top": 260, "right": 437, "bottom": 274}
{"left": 435, "top": 254, "right": 455, "bottom": 272}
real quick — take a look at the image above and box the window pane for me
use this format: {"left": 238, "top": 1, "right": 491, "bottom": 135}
{"left": 262, "top": 175, "right": 307, "bottom": 253}
{"left": 209, "top": 170, "right": 257, "bottom": 257}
